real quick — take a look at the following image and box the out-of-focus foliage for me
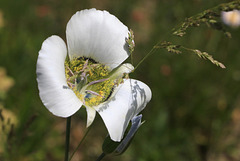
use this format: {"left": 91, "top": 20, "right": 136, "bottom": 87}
{"left": 0, "top": 67, "right": 16, "bottom": 156}
{"left": 0, "top": 0, "right": 240, "bottom": 161}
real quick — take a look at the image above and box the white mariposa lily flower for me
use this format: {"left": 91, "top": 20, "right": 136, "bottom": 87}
{"left": 36, "top": 8, "right": 151, "bottom": 142}
{"left": 221, "top": 9, "right": 240, "bottom": 28}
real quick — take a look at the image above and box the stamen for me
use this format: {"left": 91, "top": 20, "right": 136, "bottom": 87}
{"left": 88, "top": 78, "right": 109, "bottom": 86}
{"left": 65, "top": 57, "right": 130, "bottom": 107}
{"left": 85, "top": 90, "right": 105, "bottom": 98}
{"left": 65, "top": 57, "right": 115, "bottom": 106}
{"left": 81, "top": 59, "right": 89, "bottom": 72}
{"left": 66, "top": 65, "right": 74, "bottom": 77}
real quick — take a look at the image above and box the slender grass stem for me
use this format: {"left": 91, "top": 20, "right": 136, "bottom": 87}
{"left": 133, "top": 45, "right": 158, "bottom": 72}
{"left": 95, "top": 153, "right": 106, "bottom": 161}
{"left": 64, "top": 117, "right": 71, "bottom": 161}
{"left": 69, "top": 126, "right": 92, "bottom": 161}
{"left": 132, "top": 19, "right": 174, "bottom": 72}
{"left": 131, "top": 51, "right": 134, "bottom": 65}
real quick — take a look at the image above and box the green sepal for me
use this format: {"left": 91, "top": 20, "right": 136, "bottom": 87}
{"left": 102, "top": 115, "right": 143, "bottom": 156}
{"left": 102, "top": 136, "right": 120, "bottom": 154}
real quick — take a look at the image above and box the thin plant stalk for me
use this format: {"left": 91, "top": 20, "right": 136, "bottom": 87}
{"left": 133, "top": 45, "right": 158, "bottom": 72}
{"left": 96, "top": 153, "right": 106, "bottom": 161}
{"left": 69, "top": 126, "right": 92, "bottom": 161}
{"left": 65, "top": 117, "right": 72, "bottom": 161}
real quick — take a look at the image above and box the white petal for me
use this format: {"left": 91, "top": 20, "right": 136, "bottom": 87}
{"left": 86, "top": 107, "right": 96, "bottom": 127}
{"left": 109, "top": 63, "right": 134, "bottom": 79}
{"left": 66, "top": 9, "right": 130, "bottom": 69}
{"left": 37, "top": 35, "right": 83, "bottom": 117}
{"left": 221, "top": 10, "right": 240, "bottom": 27}
{"left": 95, "top": 79, "right": 152, "bottom": 142}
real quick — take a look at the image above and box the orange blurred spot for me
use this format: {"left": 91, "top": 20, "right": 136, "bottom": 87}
{"left": 160, "top": 64, "right": 171, "bottom": 76}
{"left": 232, "top": 108, "right": 240, "bottom": 123}
{"left": 131, "top": 9, "right": 145, "bottom": 22}
{"left": 35, "top": 5, "right": 51, "bottom": 18}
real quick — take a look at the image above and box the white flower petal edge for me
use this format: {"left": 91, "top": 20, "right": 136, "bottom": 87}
{"left": 66, "top": 9, "right": 130, "bottom": 69}
{"left": 85, "top": 107, "right": 96, "bottom": 127}
{"left": 95, "top": 79, "right": 152, "bottom": 142}
{"left": 221, "top": 10, "right": 240, "bottom": 27}
{"left": 37, "top": 35, "right": 83, "bottom": 117}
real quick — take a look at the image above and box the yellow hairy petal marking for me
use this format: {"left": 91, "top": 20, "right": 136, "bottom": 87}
{"left": 65, "top": 57, "right": 125, "bottom": 107}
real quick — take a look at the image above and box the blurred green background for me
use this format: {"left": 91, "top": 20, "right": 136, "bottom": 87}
{"left": 1, "top": 0, "right": 240, "bottom": 161}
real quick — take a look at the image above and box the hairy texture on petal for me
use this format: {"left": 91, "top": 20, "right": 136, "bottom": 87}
{"left": 37, "top": 35, "right": 82, "bottom": 117}
{"left": 66, "top": 8, "right": 130, "bottom": 69}
{"left": 95, "top": 79, "right": 152, "bottom": 142}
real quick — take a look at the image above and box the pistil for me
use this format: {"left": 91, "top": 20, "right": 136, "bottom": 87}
{"left": 65, "top": 57, "right": 116, "bottom": 107}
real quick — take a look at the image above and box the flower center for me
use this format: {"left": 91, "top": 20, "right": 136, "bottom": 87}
{"left": 65, "top": 57, "right": 128, "bottom": 107}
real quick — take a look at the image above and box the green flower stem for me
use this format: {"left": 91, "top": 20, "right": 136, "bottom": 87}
{"left": 69, "top": 126, "right": 92, "bottom": 161}
{"left": 95, "top": 153, "right": 106, "bottom": 161}
{"left": 65, "top": 117, "right": 71, "bottom": 161}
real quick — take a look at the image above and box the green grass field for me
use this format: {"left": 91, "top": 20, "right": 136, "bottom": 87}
{"left": 1, "top": 0, "right": 240, "bottom": 160}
